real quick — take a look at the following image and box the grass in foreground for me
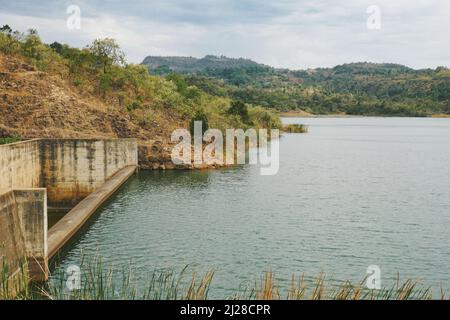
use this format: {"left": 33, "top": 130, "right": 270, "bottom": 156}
{"left": 2, "top": 256, "right": 449, "bottom": 300}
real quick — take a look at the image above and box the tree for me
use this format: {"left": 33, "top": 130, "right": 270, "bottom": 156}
{"left": 228, "top": 100, "right": 251, "bottom": 124}
{"left": 167, "top": 73, "right": 188, "bottom": 95}
{"left": 22, "top": 29, "right": 42, "bottom": 59}
{"left": 0, "top": 25, "right": 13, "bottom": 53}
{"left": 50, "top": 41, "right": 63, "bottom": 54}
{"left": 88, "top": 38, "right": 125, "bottom": 73}
{"left": 189, "top": 110, "right": 209, "bottom": 135}
{"left": 0, "top": 25, "right": 12, "bottom": 36}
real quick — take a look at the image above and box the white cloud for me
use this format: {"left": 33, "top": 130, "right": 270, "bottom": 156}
{"left": 1, "top": 0, "right": 449, "bottom": 69}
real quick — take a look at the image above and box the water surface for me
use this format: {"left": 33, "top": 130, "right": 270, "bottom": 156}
{"left": 57, "top": 117, "right": 450, "bottom": 296}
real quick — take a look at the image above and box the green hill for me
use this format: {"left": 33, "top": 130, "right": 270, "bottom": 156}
{"left": 142, "top": 56, "right": 450, "bottom": 116}
{"left": 142, "top": 55, "right": 268, "bottom": 75}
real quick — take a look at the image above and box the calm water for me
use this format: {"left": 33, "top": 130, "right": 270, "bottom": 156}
{"left": 57, "top": 117, "right": 450, "bottom": 296}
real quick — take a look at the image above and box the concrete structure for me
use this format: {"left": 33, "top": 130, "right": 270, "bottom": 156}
{"left": 48, "top": 166, "right": 136, "bottom": 258}
{"left": 0, "top": 188, "right": 47, "bottom": 283}
{"left": 1, "top": 139, "right": 138, "bottom": 208}
{"left": 13, "top": 189, "right": 48, "bottom": 282}
{"left": 0, "top": 140, "right": 41, "bottom": 190}
{"left": 0, "top": 139, "right": 138, "bottom": 283}
{"left": 0, "top": 189, "right": 26, "bottom": 277}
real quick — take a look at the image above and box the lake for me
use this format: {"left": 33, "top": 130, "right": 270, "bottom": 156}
{"left": 55, "top": 117, "right": 450, "bottom": 297}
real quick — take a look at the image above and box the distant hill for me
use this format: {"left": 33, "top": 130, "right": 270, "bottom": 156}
{"left": 142, "top": 55, "right": 450, "bottom": 116}
{"left": 142, "top": 55, "right": 269, "bottom": 74}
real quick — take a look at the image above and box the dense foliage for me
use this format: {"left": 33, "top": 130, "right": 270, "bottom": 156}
{"left": 143, "top": 56, "right": 450, "bottom": 116}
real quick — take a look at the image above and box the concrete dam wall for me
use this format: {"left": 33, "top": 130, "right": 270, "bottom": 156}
{"left": 0, "top": 138, "right": 138, "bottom": 284}
{"left": 1, "top": 139, "right": 138, "bottom": 208}
{"left": 0, "top": 140, "right": 41, "bottom": 190}
{"left": 0, "top": 189, "right": 47, "bottom": 282}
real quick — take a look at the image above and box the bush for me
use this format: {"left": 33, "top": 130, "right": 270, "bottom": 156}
{"left": 127, "top": 101, "right": 141, "bottom": 112}
{"left": 0, "top": 136, "right": 21, "bottom": 145}
{"left": 228, "top": 100, "right": 252, "bottom": 124}
{"left": 282, "top": 124, "right": 308, "bottom": 133}
{"left": 189, "top": 110, "right": 209, "bottom": 135}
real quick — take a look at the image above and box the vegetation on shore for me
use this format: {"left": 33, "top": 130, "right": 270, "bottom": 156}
{"left": 0, "top": 26, "right": 281, "bottom": 145}
{"left": 1, "top": 255, "right": 447, "bottom": 300}
{"left": 282, "top": 124, "right": 309, "bottom": 134}
{"left": 143, "top": 55, "right": 450, "bottom": 117}
{"left": 0, "top": 136, "right": 21, "bottom": 145}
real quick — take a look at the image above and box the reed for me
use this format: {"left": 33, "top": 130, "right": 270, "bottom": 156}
{"left": 1, "top": 255, "right": 447, "bottom": 300}
{"left": 39, "top": 256, "right": 215, "bottom": 300}
{"left": 257, "top": 273, "right": 437, "bottom": 300}
{"left": 0, "top": 259, "right": 30, "bottom": 300}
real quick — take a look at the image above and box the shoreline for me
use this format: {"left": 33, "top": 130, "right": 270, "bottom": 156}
{"left": 280, "top": 111, "right": 450, "bottom": 119}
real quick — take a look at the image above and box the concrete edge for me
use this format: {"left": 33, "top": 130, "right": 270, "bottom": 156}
{"left": 47, "top": 165, "right": 137, "bottom": 259}
{"left": 0, "top": 138, "right": 138, "bottom": 148}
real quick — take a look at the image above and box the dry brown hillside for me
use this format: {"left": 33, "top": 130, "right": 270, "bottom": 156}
{"left": 0, "top": 53, "right": 184, "bottom": 169}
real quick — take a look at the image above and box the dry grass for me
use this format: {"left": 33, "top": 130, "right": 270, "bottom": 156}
{"left": 0, "top": 259, "right": 30, "bottom": 299}
{"left": 1, "top": 256, "right": 448, "bottom": 300}
{"left": 253, "top": 272, "right": 439, "bottom": 300}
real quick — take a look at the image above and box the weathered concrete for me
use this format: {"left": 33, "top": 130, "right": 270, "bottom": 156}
{"left": 40, "top": 139, "right": 138, "bottom": 209}
{"left": 0, "top": 188, "right": 47, "bottom": 282}
{"left": 14, "top": 189, "right": 48, "bottom": 281}
{"left": 0, "top": 138, "right": 138, "bottom": 283}
{"left": 0, "top": 139, "right": 138, "bottom": 208}
{"left": 48, "top": 166, "right": 137, "bottom": 258}
{"left": 0, "top": 189, "right": 26, "bottom": 275}
{"left": 0, "top": 140, "right": 41, "bottom": 190}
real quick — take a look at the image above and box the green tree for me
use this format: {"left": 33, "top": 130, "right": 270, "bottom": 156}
{"left": 228, "top": 100, "right": 251, "bottom": 124}
{"left": 0, "top": 25, "right": 14, "bottom": 53}
{"left": 88, "top": 38, "right": 125, "bottom": 73}
{"left": 0, "top": 25, "right": 12, "bottom": 36}
{"left": 50, "top": 41, "right": 63, "bottom": 54}
{"left": 189, "top": 110, "right": 209, "bottom": 135}
{"left": 167, "top": 73, "right": 188, "bottom": 95}
{"left": 21, "top": 29, "right": 42, "bottom": 60}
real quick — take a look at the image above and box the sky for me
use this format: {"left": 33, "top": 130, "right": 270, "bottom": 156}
{"left": 0, "top": 0, "right": 449, "bottom": 69}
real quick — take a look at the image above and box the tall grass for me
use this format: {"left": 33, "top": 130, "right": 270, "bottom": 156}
{"left": 0, "top": 259, "right": 30, "bottom": 299}
{"left": 1, "top": 255, "right": 448, "bottom": 300}
{"left": 39, "top": 256, "right": 215, "bottom": 300}
{"left": 250, "top": 271, "right": 439, "bottom": 300}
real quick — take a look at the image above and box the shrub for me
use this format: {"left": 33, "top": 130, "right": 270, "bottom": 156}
{"left": 189, "top": 110, "right": 209, "bottom": 135}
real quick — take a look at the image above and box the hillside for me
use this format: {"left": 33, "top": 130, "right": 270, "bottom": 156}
{"left": 0, "top": 53, "right": 183, "bottom": 168}
{"left": 142, "top": 56, "right": 450, "bottom": 116}
{"left": 0, "top": 27, "right": 280, "bottom": 169}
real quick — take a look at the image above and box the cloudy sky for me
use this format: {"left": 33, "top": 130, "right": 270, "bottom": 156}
{"left": 1, "top": 0, "right": 449, "bottom": 69}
